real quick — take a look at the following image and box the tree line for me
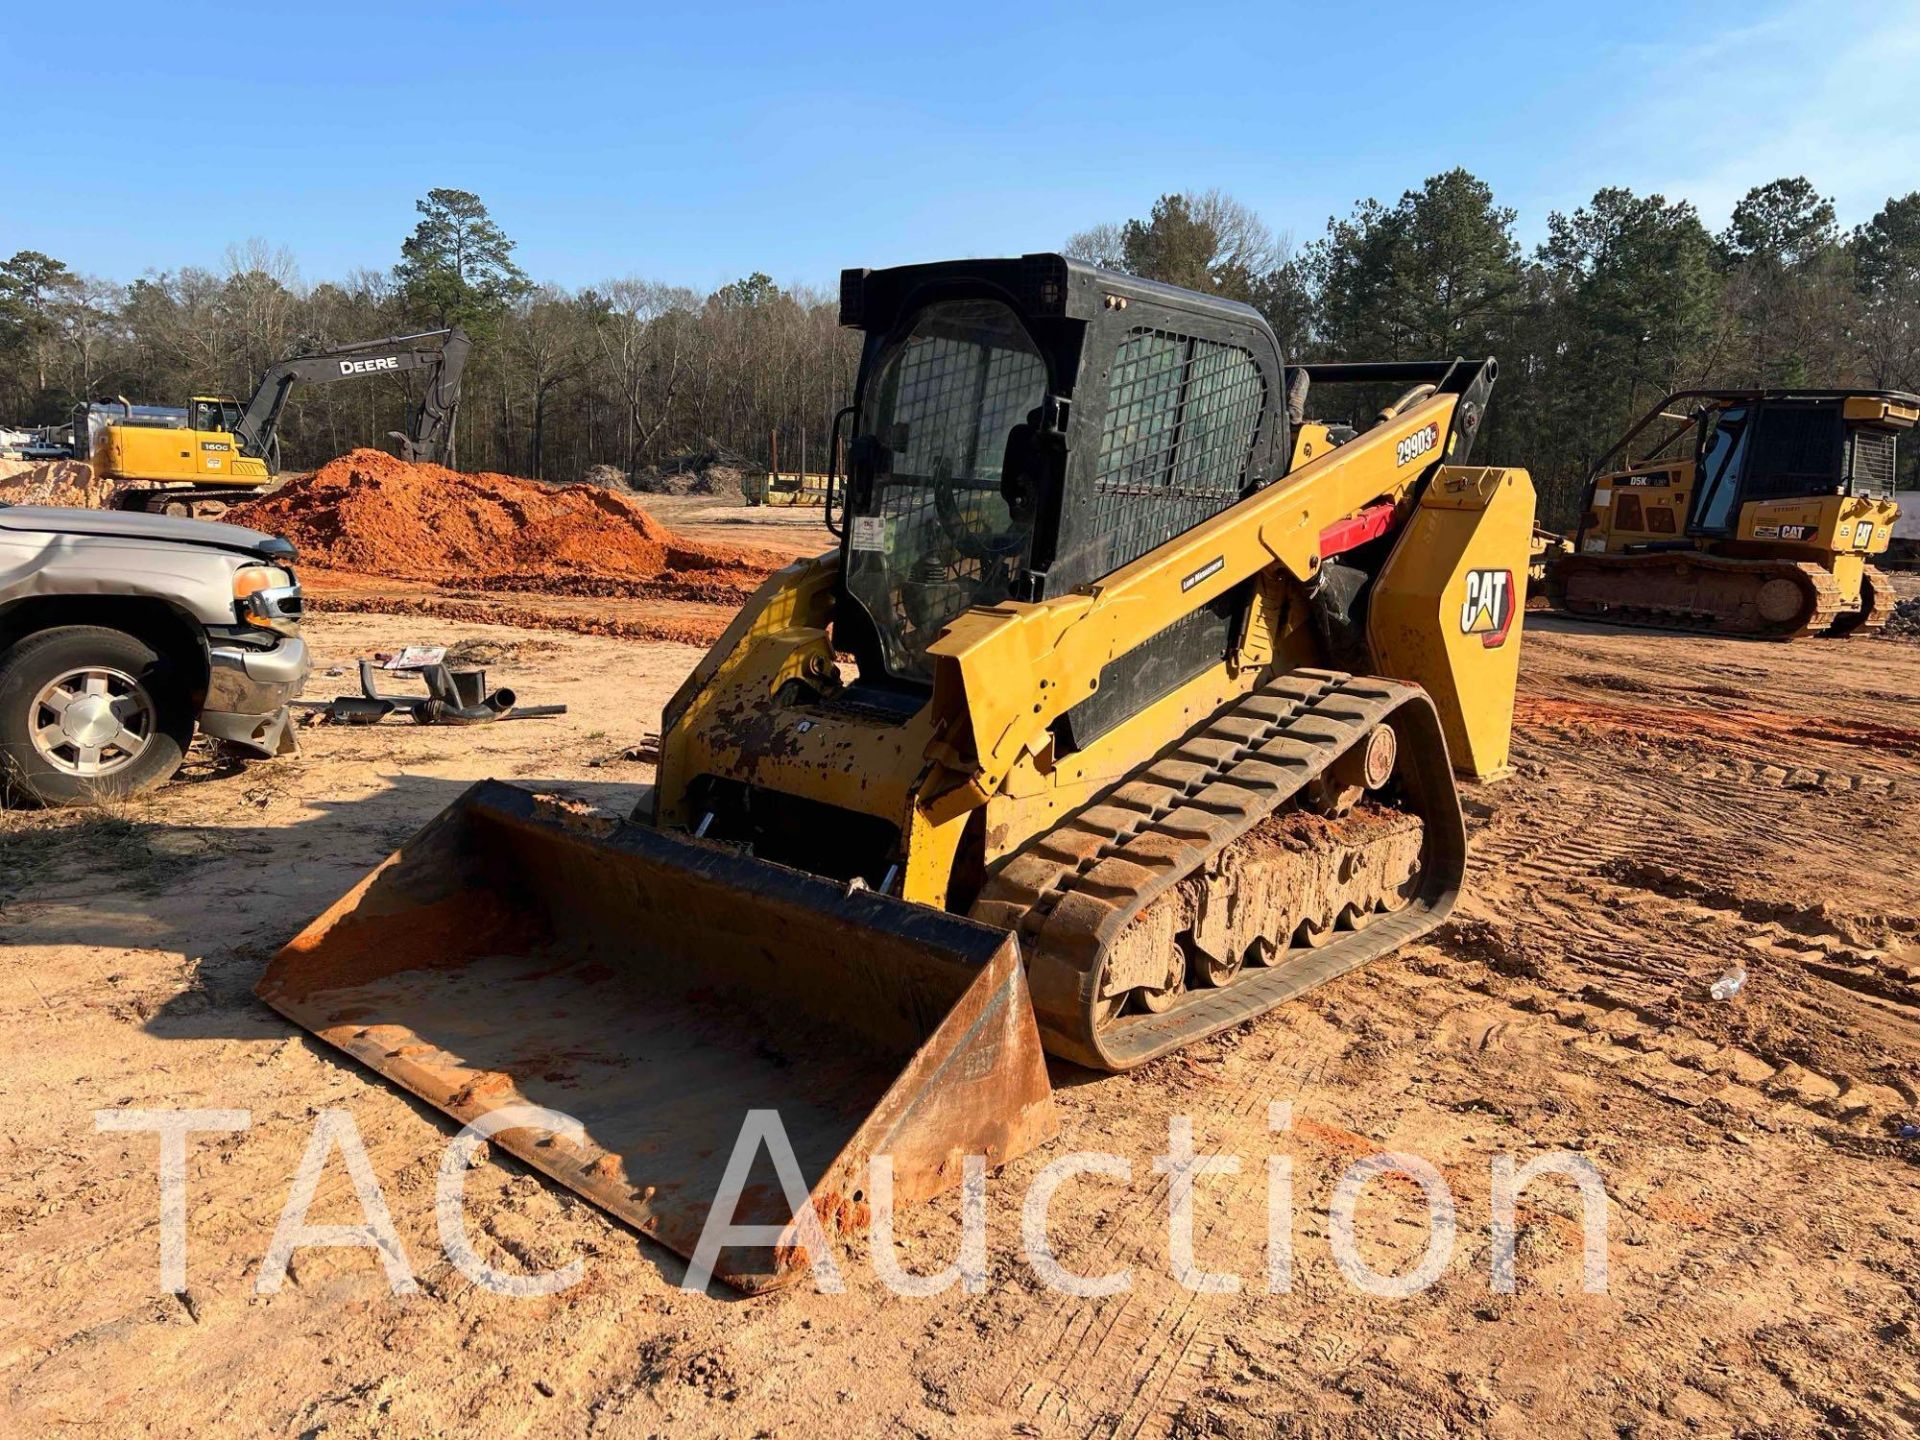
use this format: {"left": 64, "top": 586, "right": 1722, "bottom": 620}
{"left": 1068, "top": 176, "right": 1920, "bottom": 520}
{"left": 0, "top": 189, "right": 858, "bottom": 487}
{"left": 3, "top": 177, "right": 1917, "bottom": 520}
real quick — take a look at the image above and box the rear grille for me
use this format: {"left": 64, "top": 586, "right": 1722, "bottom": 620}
{"left": 1849, "top": 430, "right": 1897, "bottom": 497}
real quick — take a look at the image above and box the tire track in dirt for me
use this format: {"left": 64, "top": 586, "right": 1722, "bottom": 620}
{"left": 1512, "top": 694, "right": 1920, "bottom": 776}
{"left": 1461, "top": 884, "right": 1911, "bottom": 1136}
{"left": 969, "top": 1020, "right": 1343, "bottom": 1436}
{"left": 1442, "top": 651, "right": 1920, "bottom": 1182}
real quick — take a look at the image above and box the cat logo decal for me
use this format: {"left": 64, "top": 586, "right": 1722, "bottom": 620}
{"left": 1460, "top": 569, "right": 1516, "bottom": 648}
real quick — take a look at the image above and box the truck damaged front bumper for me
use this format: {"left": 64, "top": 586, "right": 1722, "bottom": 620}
{"left": 202, "top": 633, "right": 311, "bottom": 757}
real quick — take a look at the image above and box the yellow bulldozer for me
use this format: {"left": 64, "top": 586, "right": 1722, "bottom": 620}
{"left": 1549, "top": 387, "right": 1912, "bottom": 637}
{"left": 258, "top": 256, "right": 1535, "bottom": 1291}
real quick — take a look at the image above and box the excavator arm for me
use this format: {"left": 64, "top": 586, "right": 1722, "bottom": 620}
{"left": 233, "top": 326, "right": 470, "bottom": 468}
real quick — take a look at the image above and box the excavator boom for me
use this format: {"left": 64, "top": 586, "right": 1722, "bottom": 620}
{"left": 233, "top": 326, "right": 471, "bottom": 468}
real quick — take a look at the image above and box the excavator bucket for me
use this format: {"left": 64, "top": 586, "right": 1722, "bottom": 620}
{"left": 255, "top": 780, "right": 1057, "bottom": 1292}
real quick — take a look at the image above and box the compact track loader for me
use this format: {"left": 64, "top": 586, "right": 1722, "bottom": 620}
{"left": 1550, "top": 387, "right": 1913, "bottom": 637}
{"left": 259, "top": 256, "right": 1535, "bottom": 1290}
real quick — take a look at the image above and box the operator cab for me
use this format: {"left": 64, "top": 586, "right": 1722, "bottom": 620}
{"left": 190, "top": 397, "right": 245, "bottom": 435}
{"left": 1579, "top": 389, "right": 1917, "bottom": 553}
{"left": 1688, "top": 393, "right": 1910, "bottom": 537}
{"left": 831, "top": 255, "right": 1286, "bottom": 746}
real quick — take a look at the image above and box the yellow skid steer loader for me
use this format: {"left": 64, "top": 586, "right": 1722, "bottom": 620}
{"left": 259, "top": 255, "right": 1536, "bottom": 1291}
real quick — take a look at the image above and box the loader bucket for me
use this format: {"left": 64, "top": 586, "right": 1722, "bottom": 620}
{"left": 256, "top": 780, "right": 1057, "bottom": 1293}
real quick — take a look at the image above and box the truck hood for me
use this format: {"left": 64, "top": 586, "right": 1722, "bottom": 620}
{"left": 0, "top": 505, "right": 296, "bottom": 561}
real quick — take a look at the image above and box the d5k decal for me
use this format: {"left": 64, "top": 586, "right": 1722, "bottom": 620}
{"left": 1461, "top": 568, "right": 1516, "bottom": 648}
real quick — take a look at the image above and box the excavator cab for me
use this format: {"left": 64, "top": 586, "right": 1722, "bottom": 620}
{"left": 189, "top": 397, "right": 246, "bottom": 436}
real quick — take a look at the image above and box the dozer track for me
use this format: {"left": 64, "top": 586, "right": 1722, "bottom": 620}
{"left": 1836, "top": 563, "right": 1892, "bottom": 636}
{"left": 1550, "top": 552, "right": 1882, "bottom": 640}
{"left": 972, "top": 670, "right": 1467, "bottom": 1070}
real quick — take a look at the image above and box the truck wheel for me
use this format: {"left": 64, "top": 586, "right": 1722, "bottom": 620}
{"left": 0, "top": 626, "right": 194, "bottom": 806}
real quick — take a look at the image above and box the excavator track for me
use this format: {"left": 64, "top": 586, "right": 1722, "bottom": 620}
{"left": 972, "top": 670, "right": 1466, "bottom": 1070}
{"left": 113, "top": 484, "right": 271, "bottom": 519}
{"left": 1549, "top": 551, "right": 1874, "bottom": 639}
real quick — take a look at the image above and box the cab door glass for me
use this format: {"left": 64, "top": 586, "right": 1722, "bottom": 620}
{"left": 1691, "top": 406, "right": 1751, "bottom": 535}
{"left": 1743, "top": 404, "right": 1842, "bottom": 502}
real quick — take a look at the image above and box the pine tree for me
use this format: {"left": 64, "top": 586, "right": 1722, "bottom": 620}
{"left": 395, "top": 188, "right": 530, "bottom": 335}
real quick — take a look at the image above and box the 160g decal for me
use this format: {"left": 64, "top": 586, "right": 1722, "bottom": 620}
{"left": 1395, "top": 423, "right": 1439, "bottom": 467}
{"left": 1460, "top": 568, "right": 1516, "bottom": 648}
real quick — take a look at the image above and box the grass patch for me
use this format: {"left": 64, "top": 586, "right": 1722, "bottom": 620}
{"left": 0, "top": 800, "right": 205, "bottom": 908}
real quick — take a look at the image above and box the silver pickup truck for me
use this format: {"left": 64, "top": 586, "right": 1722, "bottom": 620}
{"left": 0, "top": 506, "right": 310, "bottom": 804}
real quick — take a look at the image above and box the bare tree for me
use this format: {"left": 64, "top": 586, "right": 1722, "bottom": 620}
{"left": 598, "top": 279, "right": 701, "bottom": 473}
{"left": 221, "top": 239, "right": 303, "bottom": 389}
{"left": 1063, "top": 221, "right": 1127, "bottom": 270}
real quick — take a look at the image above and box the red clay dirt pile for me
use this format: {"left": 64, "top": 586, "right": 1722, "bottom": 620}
{"left": 0, "top": 459, "right": 120, "bottom": 509}
{"left": 227, "top": 449, "right": 786, "bottom": 604}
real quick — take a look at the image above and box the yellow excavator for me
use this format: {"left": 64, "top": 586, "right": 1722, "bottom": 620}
{"left": 26, "top": 328, "right": 468, "bottom": 518}
{"left": 257, "top": 256, "right": 1535, "bottom": 1291}
{"left": 1549, "top": 387, "right": 1911, "bottom": 637}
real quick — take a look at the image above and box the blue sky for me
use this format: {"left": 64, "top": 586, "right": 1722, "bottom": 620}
{"left": 6, "top": 0, "right": 1917, "bottom": 294}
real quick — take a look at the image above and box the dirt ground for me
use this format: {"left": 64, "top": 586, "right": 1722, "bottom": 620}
{"left": 4, "top": 517, "right": 1920, "bottom": 1438}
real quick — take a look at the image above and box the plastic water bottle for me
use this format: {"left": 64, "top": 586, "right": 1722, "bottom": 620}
{"left": 1710, "top": 966, "right": 1746, "bottom": 1001}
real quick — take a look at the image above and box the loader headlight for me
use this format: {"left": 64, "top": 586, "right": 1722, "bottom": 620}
{"left": 234, "top": 565, "right": 302, "bottom": 635}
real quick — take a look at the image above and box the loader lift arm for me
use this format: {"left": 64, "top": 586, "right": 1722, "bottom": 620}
{"left": 921, "top": 360, "right": 1497, "bottom": 813}
{"left": 232, "top": 326, "right": 470, "bottom": 469}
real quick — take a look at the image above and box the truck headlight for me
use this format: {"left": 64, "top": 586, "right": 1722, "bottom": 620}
{"left": 235, "top": 565, "right": 302, "bottom": 635}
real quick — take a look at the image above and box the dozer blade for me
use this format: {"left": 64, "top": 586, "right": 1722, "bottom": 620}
{"left": 255, "top": 780, "right": 1057, "bottom": 1293}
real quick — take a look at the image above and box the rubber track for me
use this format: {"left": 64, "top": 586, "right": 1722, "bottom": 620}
{"left": 1550, "top": 552, "right": 1875, "bottom": 639}
{"left": 972, "top": 670, "right": 1466, "bottom": 1070}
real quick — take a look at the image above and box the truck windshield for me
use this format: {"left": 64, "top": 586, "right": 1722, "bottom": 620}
{"left": 844, "top": 299, "right": 1049, "bottom": 682}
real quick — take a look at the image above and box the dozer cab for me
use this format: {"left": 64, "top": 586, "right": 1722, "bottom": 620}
{"left": 1549, "top": 387, "right": 1913, "bottom": 637}
{"left": 258, "top": 256, "right": 1536, "bottom": 1290}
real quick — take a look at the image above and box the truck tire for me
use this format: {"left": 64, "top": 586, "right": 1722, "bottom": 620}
{"left": 0, "top": 625, "right": 195, "bottom": 806}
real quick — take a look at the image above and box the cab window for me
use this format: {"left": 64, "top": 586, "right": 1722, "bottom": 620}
{"left": 1691, "top": 406, "right": 1752, "bottom": 535}
{"left": 191, "top": 400, "right": 242, "bottom": 433}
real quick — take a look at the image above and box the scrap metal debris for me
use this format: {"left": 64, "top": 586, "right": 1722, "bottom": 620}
{"left": 301, "top": 656, "right": 567, "bottom": 726}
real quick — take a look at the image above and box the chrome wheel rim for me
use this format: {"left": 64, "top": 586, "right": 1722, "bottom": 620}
{"left": 30, "top": 666, "right": 155, "bottom": 777}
